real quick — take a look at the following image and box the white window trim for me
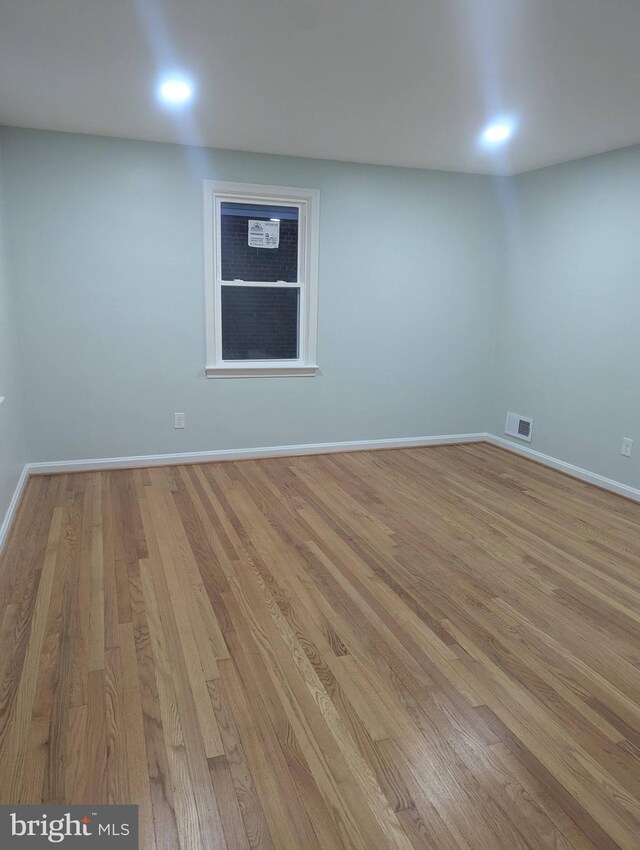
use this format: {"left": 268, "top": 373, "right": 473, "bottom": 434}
{"left": 203, "top": 180, "right": 320, "bottom": 378}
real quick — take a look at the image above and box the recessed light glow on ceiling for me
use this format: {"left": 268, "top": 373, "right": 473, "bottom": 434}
{"left": 158, "top": 77, "right": 194, "bottom": 106}
{"left": 270, "top": 218, "right": 281, "bottom": 222}
{"left": 480, "top": 119, "right": 515, "bottom": 147}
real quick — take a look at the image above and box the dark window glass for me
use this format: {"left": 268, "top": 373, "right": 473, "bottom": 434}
{"left": 221, "top": 286, "right": 299, "bottom": 360}
{"left": 220, "top": 202, "right": 299, "bottom": 283}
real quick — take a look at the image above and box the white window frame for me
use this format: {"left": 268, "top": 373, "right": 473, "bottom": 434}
{"left": 203, "top": 180, "right": 319, "bottom": 378}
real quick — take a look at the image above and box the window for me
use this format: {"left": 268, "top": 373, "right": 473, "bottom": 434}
{"left": 204, "top": 181, "right": 319, "bottom": 377}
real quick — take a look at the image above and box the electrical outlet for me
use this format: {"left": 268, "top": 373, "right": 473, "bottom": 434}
{"left": 621, "top": 437, "right": 633, "bottom": 458}
{"left": 174, "top": 412, "right": 186, "bottom": 430}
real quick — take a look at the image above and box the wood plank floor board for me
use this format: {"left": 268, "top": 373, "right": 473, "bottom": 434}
{"left": 0, "top": 443, "right": 639, "bottom": 849}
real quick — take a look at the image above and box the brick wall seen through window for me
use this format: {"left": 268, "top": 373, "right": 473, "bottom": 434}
{"left": 221, "top": 286, "right": 299, "bottom": 360}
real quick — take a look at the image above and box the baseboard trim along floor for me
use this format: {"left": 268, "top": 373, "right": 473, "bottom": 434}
{"left": 25, "top": 433, "right": 640, "bottom": 503}
{"left": 0, "top": 464, "right": 29, "bottom": 554}
{"left": 486, "top": 434, "right": 640, "bottom": 503}
{"left": 25, "top": 432, "right": 487, "bottom": 475}
{"left": 2, "top": 429, "right": 639, "bottom": 554}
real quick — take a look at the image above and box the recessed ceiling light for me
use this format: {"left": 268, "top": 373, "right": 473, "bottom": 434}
{"left": 270, "top": 218, "right": 281, "bottom": 222}
{"left": 158, "top": 77, "right": 194, "bottom": 106}
{"left": 480, "top": 119, "right": 515, "bottom": 147}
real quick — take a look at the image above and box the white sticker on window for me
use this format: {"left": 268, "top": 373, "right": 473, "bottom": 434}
{"left": 248, "top": 220, "right": 280, "bottom": 249}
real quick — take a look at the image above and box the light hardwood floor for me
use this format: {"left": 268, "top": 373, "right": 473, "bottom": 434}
{"left": 1, "top": 443, "right": 640, "bottom": 849}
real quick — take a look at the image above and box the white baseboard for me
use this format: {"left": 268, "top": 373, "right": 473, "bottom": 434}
{"left": 0, "top": 465, "right": 29, "bottom": 554}
{"left": 487, "top": 434, "right": 640, "bottom": 503}
{"left": 8, "top": 433, "right": 638, "bottom": 559}
{"left": 26, "top": 432, "right": 488, "bottom": 476}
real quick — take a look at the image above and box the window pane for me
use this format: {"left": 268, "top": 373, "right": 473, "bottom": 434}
{"left": 220, "top": 202, "right": 299, "bottom": 282}
{"left": 222, "top": 286, "right": 299, "bottom": 360}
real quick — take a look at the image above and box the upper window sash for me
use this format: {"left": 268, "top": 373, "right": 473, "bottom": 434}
{"left": 214, "top": 195, "right": 306, "bottom": 285}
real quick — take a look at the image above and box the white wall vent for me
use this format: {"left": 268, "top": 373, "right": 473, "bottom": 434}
{"left": 505, "top": 411, "right": 533, "bottom": 442}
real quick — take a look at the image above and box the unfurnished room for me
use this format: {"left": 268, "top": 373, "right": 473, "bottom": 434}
{"left": 0, "top": 2, "right": 639, "bottom": 848}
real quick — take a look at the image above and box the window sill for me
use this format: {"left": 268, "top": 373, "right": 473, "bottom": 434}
{"left": 205, "top": 364, "right": 319, "bottom": 379}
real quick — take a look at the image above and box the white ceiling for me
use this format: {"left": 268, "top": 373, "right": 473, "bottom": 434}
{"left": 1, "top": 0, "right": 640, "bottom": 175}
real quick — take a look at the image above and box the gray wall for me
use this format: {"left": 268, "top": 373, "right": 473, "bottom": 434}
{"left": 0, "top": 140, "right": 26, "bottom": 528}
{"left": 3, "top": 127, "right": 636, "bottom": 497}
{"left": 1, "top": 128, "right": 502, "bottom": 463}
{"left": 493, "top": 146, "right": 640, "bottom": 488}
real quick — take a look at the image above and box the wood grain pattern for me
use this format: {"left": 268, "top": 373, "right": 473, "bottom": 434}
{"left": 1, "top": 442, "right": 639, "bottom": 849}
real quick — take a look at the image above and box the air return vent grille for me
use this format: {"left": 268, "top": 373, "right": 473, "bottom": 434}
{"left": 505, "top": 411, "right": 533, "bottom": 443}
